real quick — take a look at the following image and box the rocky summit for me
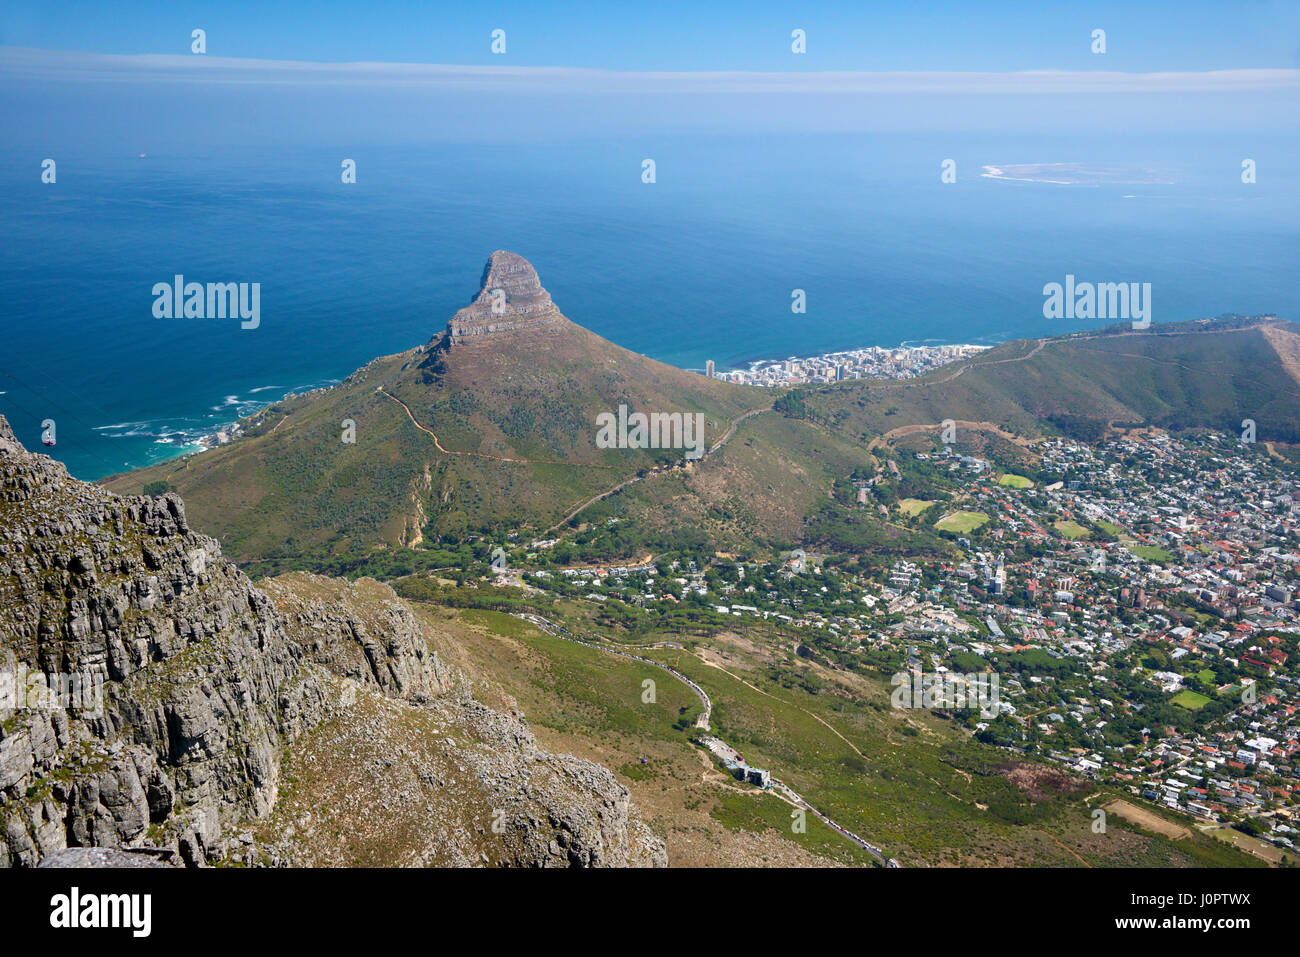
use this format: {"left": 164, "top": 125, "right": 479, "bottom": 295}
{"left": 0, "top": 414, "right": 665, "bottom": 867}
{"left": 445, "top": 250, "right": 568, "bottom": 343}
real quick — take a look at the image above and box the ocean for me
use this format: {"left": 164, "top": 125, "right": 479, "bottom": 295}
{"left": 2, "top": 133, "right": 1297, "bottom": 480}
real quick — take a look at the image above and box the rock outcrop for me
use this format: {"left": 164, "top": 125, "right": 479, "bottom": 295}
{"left": 259, "top": 573, "right": 454, "bottom": 703}
{"left": 247, "top": 676, "right": 666, "bottom": 868}
{"left": 0, "top": 415, "right": 665, "bottom": 867}
{"left": 38, "top": 846, "right": 175, "bottom": 868}
{"left": 444, "top": 250, "right": 567, "bottom": 343}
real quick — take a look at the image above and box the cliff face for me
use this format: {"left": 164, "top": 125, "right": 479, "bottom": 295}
{"left": 259, "top": 573, "right": 454, "bottom": 703}
{"left": 0, "top": 416, "right": 665, "bottom": 867}
{"left": 0, "top": 414, "right": 318, "bottom": 864}
{"left": 444, "top": 249, "right": 568, "bottom": 343}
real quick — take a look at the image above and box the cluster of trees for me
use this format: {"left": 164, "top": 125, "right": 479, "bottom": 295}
{"left": 805, "top": 501, "right": 948, "bottom": 555}
{"left": 394, "top": 578, "right": 552, "bottom": 615}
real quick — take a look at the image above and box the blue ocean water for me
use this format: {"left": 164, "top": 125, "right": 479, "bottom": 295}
{"left": 2, "top": 133, "right": 1297, "bottom": 480}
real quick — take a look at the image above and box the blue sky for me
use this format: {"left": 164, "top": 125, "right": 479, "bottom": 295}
{"left": 3, "top": 0, "right": 1299, "bottom": 72}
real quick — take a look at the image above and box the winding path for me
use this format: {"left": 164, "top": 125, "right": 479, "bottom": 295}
{"left": 379, "top": 387, "right": 769, "bottom": 533}
{"left": 695, "top": 654, "right": 867, "bottom": 760}
{"left": 379, "top": 387, "right": 618, "bottom": 469}
{"left": 512, "top": 610, "right": 894, "bottom": 865}
{"left": 866, "top": 419, "right": 1032, "bottom": 453}
{"left": 907, "top": 323, "right": 1294, "bottom": 390}
{"left": 545, "top": 406, "right": 770, "bottom": 533}
{"left": 921, "top": 339, "right": 1048, "bottom": 385}
{"left": 516, "top": 613, "right": 712, "bottom": 728}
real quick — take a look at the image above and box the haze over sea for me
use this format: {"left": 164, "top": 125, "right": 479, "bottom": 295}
{"left": 2, "top": 49, "right": 1297, "bottom": 479}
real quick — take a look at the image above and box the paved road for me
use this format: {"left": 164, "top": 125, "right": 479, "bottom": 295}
{"left": 516, "top": 613, "right": 712, "bottom": 729}
{"left": 513, "top": 611, "right": 897, "bottom": 866}
{"left": 768, "top": 779, "right": 890, "bottom": 865}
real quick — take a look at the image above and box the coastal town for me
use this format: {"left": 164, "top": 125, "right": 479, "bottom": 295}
{"left": 705, "top": 343, "right": 988, "bottom": 387}
{"left": 514, "top": 427, "right": 1300, "bottom": 859}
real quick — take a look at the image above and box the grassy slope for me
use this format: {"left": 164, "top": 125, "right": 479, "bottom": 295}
{"left": 102, "top": 351, "right": 424, "bottom": 561}
{"left": 408, "top": 596, "right": 1258, "bottom": 868}
{"left": 607, "top": 412, "right": 880, "bottom": 549}
{"left": 103, "top": 317, "right": 1298, "bottom": 571}
{"left": 410, "top": 604, "right": 860, "bottom": 866}
{"left": 104, "top": 319, "right": 768, "bottom": 563}
{"left": 799, "top": 319, "right": 1300, "bottom": 447}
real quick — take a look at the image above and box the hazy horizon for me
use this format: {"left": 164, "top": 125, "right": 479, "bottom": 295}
{"left": 3, "top": 7, "right": 1297, "bottom": 478}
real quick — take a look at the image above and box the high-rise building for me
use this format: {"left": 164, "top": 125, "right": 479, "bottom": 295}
{"left": 705, "top": 359, "right": 715, "bottom": 378}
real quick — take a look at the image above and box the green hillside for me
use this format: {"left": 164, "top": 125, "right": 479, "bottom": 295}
{"left": 787, "top": 316, "right": 1300, "bottom": 448}
{"left": 104, "top": 252, "right": 769, "bottom": 569}
{"left": 104, "top": 258, "right": 1299, "bottom": 579}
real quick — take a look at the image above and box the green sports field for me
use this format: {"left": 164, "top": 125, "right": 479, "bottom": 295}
{"left": 935, "top": 511, "right": 990, "bottom": 533}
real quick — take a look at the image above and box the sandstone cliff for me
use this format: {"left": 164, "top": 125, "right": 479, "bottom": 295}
{"left": 0, "top": 415, "right": 665, "bottom": 867}
{"left": 444, "top": 249, "right": 568, "bottom": 343}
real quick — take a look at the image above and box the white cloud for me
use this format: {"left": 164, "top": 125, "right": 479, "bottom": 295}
{"left": 4, "top": 46, "right": 1298, "bottom": 95}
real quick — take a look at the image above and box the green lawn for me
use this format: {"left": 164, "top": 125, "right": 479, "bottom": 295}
{"left": 934, "top": 511, "right": 989, "bottom": 534}
{"left": 1094, "top": 519, "right": 1126, "bottom": 539}
{"left": 1171, "top": 689, "right": 1212, "bottom": 711}
{"left": 1129, "top": 544, "right": 1175, "bottom": 563}
{"left": 898, "top": 498, "right": 935, "bottom": 517}
{"left": 997, "top": 473, "right": 1033, "bottom": 488}
{"left": 1053, "top": 519, "right": 1091, "bottom": 540}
